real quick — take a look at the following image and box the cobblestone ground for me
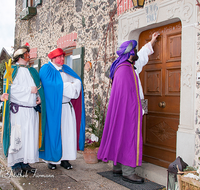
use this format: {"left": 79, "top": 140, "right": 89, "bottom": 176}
{"left": 0, "top": 163, "right": 16, "bottom": 190}
{"left": 0, "top": 130, "right": 166, "bottom": 190}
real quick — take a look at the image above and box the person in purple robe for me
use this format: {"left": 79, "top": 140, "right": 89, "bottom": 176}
{"left": 97, "top": 32, "right": 159, "bottom": 184}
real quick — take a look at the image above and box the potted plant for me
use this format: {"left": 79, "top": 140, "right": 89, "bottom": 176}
{"left": 83, "top": 95, "right": 104, "bottom": 164}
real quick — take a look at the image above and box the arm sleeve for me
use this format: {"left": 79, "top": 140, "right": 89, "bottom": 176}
{"left": 135, "top": 42, "right": 154, "bottom": 74}
{"left": 10, "top": 77, "right": 32, "bottom": 103}
{"left": 63, "top": 78, "right": 81, "bottom": 99}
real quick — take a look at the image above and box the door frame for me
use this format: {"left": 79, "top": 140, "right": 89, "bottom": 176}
{"left": 118, "top": 0, "right": 197, "bottom": 166}
{"left": 139, "top": 23, "right": 182, "bottom": 168}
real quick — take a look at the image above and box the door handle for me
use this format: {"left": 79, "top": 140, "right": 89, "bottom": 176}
{"left": 159, "top": 101, "right": 166, "bottom": 108}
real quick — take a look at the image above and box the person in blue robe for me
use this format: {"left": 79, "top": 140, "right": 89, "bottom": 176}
{"left": 39, "top": 48, "right": 85, "bottom": 170}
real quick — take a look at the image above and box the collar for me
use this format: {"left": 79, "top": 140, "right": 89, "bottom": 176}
{"left": 16, "top": 62, "right": 30, "bottom": 68}
{"left": 126, "top": 60, "right": 137, "bottom": 70}
{"left": 51, "top": 61, "right": 62, "bottom": 71}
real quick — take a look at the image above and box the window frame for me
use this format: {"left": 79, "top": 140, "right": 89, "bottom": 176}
{"left": 63, "top": 47, "right": 76, "bottom": 68}
{"left": 23, "top": 0, "right": 34, "bottom": 9}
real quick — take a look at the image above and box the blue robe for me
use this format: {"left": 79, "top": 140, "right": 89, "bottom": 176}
{"left": 39, "top": 62, "right": 85, "bottom": 162}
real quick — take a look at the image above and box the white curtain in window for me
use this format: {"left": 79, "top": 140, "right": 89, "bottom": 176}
{"left": 22, "top": 0, "right": 27, "bottom": 9}
{"left": 65, "top": 55, "right": 73, "bottom": 68}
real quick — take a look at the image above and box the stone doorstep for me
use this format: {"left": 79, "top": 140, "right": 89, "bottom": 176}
{"left": 136, "top": 162, "right": 168, "bottom": 187}
{"left": 107, "top": 159, "right": 167, "bottom": 187}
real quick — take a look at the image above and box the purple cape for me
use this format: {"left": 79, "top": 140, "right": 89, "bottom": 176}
{"left": 97, "top": 61, "right": 143, "bottom": 167}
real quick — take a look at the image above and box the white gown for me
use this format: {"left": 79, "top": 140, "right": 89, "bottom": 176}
{"left": 49, "top": 62, "right": 81, "bottom": 164}
{"left": 7, "top": 65, "right": 39, "bottom": 167}
{"left": 135, "top": 41, "right": 154, "bottom": 100}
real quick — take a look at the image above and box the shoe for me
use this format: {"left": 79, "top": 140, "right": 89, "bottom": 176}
{"left": 122, "top": 174, "right": 144, "bottom": 184}
{"left": 48, "top": 163, "right": 57, "bottom": 170}
{"left": 12, "top": 167, "right": 22, "bottom": 176}
{"left": 21, "top": 164, "right": 36, "bottom": 174}
{"left": 60, "top": 160, "right": 73, "bottom": 170}
{"left": 113, "top": 170, "right": 122, "bottom": 177}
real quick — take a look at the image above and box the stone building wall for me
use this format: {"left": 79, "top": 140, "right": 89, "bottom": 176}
{"left": 14, "top": 0, "right": 154, "bottom": 127}
{"left": 15, "top": 0, "right": 118, "bottom": 127}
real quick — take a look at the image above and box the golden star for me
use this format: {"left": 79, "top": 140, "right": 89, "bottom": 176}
{"left": 4, "top": 58, "right": 14, "bottom": 84}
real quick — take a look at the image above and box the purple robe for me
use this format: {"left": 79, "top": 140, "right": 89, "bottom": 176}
{"left": 97, "top": 61, "right": 143, "bottom": 167}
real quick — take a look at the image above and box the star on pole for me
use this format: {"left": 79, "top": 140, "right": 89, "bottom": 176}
{"left": 4, "top": 59, "right": 14, "bottom": 84}
{"left": 1, "top": 58, "right": 13, "bottom": 143}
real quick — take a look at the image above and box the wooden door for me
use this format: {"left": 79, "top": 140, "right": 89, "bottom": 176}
{"left": 139, "top": 21, "right": 181, "bottom": 168}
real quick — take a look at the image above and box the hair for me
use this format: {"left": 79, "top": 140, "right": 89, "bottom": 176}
{"left": 12, "top": 54, "right": 25, "bottom": 64}
{"left": 21, "top": 45, "right": 30, "bottom": 53}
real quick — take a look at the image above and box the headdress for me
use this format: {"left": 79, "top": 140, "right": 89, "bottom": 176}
{"left": 109, "top": 40, "right": 137, "bottom": 80}
{"left": 48, "top": 48, "right": 65, "bottom": 59}
{"left": 13, "top": 43, "right": 30, "bottom": 62}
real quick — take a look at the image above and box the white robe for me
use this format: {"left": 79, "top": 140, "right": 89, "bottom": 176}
{"left": 135, "top": 41, "right": 154, "bottom": 100}
{"left": 49, "top": 62, "right": 81, "bottom": 164}
{"left": 7, "top": 65, "right": 39, "bottom": 167}
{"left": 134, "top": 42, "right": 154, "bottom": 115}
